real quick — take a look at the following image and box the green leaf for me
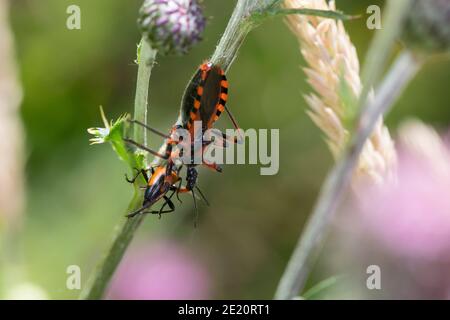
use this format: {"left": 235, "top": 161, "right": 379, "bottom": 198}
{"left": 302, "top": 275, "right": 344, "bottom": 300}
{"left": 87, "top": 107, "right": 144, "bottom": 169}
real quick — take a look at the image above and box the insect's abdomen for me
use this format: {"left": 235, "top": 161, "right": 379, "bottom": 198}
{"left": 180, "top": 62, "right": 229, "bottom": 133}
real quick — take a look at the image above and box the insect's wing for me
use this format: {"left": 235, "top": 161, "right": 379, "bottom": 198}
{"left": 180, "top": 68, "right": 203, "bottom": 127}
{"left": 179, "top": 63, "right": 228, "bottom": 131}
{"left": 199, "top": 66, "right": 223, "bottom": 128}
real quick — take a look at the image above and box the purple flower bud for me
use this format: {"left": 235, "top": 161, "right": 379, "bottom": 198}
{"left": 402, "top": 0, "right": 450, "bottom": 54}
{"left": 138, "top": 0, "right": 206, "bottom": 55}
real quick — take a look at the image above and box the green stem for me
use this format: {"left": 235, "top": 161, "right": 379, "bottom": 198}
{"left": 358, "top": 0, "right": 412, "bottom": 122}
{"left": 134, "top": 40, "right": 157, "bottom": 146}
{"left": 274, "top": 0, "right": 415, "bottom": 300}
{"left": 257, "top": 8, "right": 357, "bottom": 21}
{"left": 210, "top": 0, "right": 255, "bottom": 72}
{"left": 79, "top": 196, "right": 145, "bottom": 300}
{"left": 80, "top": 38, "right": 157, "bottom": 300}
{"left": 210, "top": 1, "right": 353, "bottom": 71}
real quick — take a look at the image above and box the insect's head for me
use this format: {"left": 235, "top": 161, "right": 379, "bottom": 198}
{"left": 200, "top": 61, "right": 213, "bottom": 72}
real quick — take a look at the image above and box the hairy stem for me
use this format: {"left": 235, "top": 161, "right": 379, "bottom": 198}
{"left": 358, "top": 0, "right": 412, "bottom": 121}
{"left": 80, "top": 38, "right": 156, "bottom": 300}
{"left": 210, "top": 0, "right": 255, "bottom": 71}
{"left": 274, "top": 0, "right": 416, "bottom": 300}
{"left": 134, "top": 40, "right": 157, "bottom": 146}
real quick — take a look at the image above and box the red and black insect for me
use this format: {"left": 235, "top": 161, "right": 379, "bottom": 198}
{"left": 123, "top": 127, "right": 208, "bottom": 218}
{"left": 179, "top": 62, "right": 241, "bottom": 162}
{"left": 123, "top": 142, "right": 208, "bottom": 218}
{"left": 124, "top": 61, "right": 241, "bottom": 219}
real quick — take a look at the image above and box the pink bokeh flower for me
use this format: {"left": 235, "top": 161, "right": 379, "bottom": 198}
{"left": 107, "top": 239, "right": 211, "bottom": 300}
{"left": 329, "top": 121, "right": 450, "bottom": 299}
{"left": 359, "top": 156, "right": 450, "bottom": 261}
{"left": 358, "top": 120, "right": 450, "bottom": 262}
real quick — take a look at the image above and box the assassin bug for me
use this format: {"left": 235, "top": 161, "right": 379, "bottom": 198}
{"left": 123, "top": 140, "right": 209, "bottom": 218}
{"left": 162, "top": 61, "right": 243, "bottom": 213}
{"left": 124, "top": 61, "right": 241, "bottom": 219}
{"left": 165, "top": 61, "right": 242, "bottom": 185}
{"left": 124, "top": 139, "right": 178, "bottom": 218}
{"left": 178, "top": 61, "right": 242, "bottom": 168}
{"left": 125, "top": 163, "right": 179, "bottom": 218}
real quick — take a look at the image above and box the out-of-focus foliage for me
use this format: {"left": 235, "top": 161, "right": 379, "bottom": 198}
{"left": 10, "top": 0, "right": 450, "bottom": 299}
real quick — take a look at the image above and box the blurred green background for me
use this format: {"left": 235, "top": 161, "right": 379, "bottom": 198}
{"left": 7, "top": 0, "right": 450, "bottom": 299}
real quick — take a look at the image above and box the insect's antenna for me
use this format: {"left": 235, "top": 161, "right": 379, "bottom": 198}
{"left": 176, "top": 178, "right": 183, "bottom": 203}
{"left": 126, "top": 202, "right": 151, "bottom": 218}
{"left": 192, "top": 190, "right": 198, "bottom": 228}
{"left": 128, "top": 119, "right": 171, "bottom": 139}
{"left": 195, "top": 185, "right": 210, "bottom": 206}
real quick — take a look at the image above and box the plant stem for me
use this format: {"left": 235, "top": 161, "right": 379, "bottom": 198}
{"left": 274, "top": 0, "right": 417, "bottom": 300}
{"left": 80, "top": 38, "right": 157, "bottom": 300}
{"left": 210, "top": 0, "right": 351, "bottom": 71}
{"left": 80, "top": 196, "right": 145, "bottom": 300}
{"left": 275, "top": 50, "right": 422, "bottom": 300}
{"left": 211, "top": 0, "right": 255, "bottom": 72}
{"left": 134, "top": 40, "right": 157, "bottom": 146}
{"left": 263, "top": 8, "right": 357, "bottom": 21}
{"left": 358, "top": 0, "right": 412, "bottom": 119}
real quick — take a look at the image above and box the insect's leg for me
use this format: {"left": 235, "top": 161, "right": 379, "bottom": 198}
{"left": 125, "top": 168, "right": 143, "bottom": 184}
{"left": 126, "top": 202, "right": 151, "bottom": 218}
{"left": 192, "top": 189, "right": 198, "bottom": 228}
{"left": 128, "top": 119, "right": 170, "bottom": 139}
{"left": 202, "top": 161, "right": 223, "bottom": 173}
{"left": 157, "top": 184, "right": 179, "bottom": 215}
{"left": 176, "top": 183, "right": 209, "bottom": 207}
{"left": 151, "top": 196, "right": 176, "bottom": 218}
{"left": 123, "top": 138, "right": 169, "bottom": 159}
{"left": 169, "top": 178, "right": 184, "bottom": 203}
{"left": 224, "top": 106, "right": 240, "bottom": 131}
{"left": 195, "top": 185, "right": 210, "bottom": 206}
{"left": 210, "top": 130, "right": 242, "bottom": 147}
{"left": 224, "top": 106, "right": 243, "bottom": 144}
{"left": 164, "top": 196, "right": 176, "bottom": 213}
{"left": 202, "top": 141, "right": 223, "bottom": 173}
{"left": 129, "top": 166, "right": 157, "bottom": 186}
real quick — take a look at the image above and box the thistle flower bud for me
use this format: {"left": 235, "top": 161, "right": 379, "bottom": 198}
{"left": 138, "top": 0, "right": 206, "bottom": 55}
{"left": 401, "top": 0, "right": 450, "bottom": 54}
